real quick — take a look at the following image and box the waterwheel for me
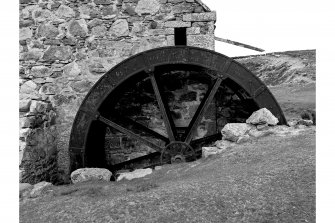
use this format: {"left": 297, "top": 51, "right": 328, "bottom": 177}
{"left": 69, "top": 46, "right": 286, "bottom": 172}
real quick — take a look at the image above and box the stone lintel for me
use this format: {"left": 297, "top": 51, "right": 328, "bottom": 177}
{"left": 183, "top": 12, "right": 216, "bottom": 22}
{"left": 164, "top": 21, "right": 191, "bottom": 28}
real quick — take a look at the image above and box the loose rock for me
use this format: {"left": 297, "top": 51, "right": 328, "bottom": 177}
{"left": 246, "top": 108, "right": 279, "bottom": 126}
{"left": 215, "top": 140, "right": 235, "bottom": 150}
{"left": 19, "top": 183, "right": 33, "bottom": 199}
{"left": 117, "top": 168, "right": 153, "bottom": 181}
{"left": 71, "top": 168, "right": 113, "bottom": 184}
{"left": 202, "top": 147, "right": 225, "bottom": 158}
{"left": 221, "top": 123, "right": 253, "bottom": 142}
{"left": 30, "top": 181, "right": 53, "bottom": 198}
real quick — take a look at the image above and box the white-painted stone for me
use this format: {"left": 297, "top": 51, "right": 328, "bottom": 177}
{"left": 117, "top": 168, "right": 153, "bottom": 181}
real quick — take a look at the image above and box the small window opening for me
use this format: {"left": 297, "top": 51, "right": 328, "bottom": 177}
{"left": 174, "top": 28, "right": 187, "bottom": 46}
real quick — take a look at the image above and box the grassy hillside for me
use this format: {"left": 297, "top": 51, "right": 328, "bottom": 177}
{"left": 236, "top": 50, "right": 316, "bottom": 120}
{"left": 20, "top": 128, "right": 315, "bottom": 223}
{"left": 235, "top": 50, "right": 316, "bottom": 86}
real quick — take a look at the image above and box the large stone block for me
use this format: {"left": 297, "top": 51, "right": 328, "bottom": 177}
{"left": 36, "top": 23, "right": 59, "bottom": 39}
{"left": 101, "top": 5, "right": 118, "bottom": 19}
{"left": 30, "top": 66, "right": 52, "bottom": 78}
{"left": 183, "top": 12, "right": 216, "bottom": 21}
{"left": 70, "top": 80, "right": 93, "bottom": 93}
{"left": 164, "top": 21, "right": 191, "bottom": 28}
{"left": 135, "top": 0, "right": 160, "bottom": 15}
{"left": 109, "top": 19, "right": 129, "bottom": 37}
{"left": 71, "top": 168, "right": 113, "bottom": 183}
{"left": 171, "top": 2, "right": 194, "bottom": 14}
{"left": 69, "top": 19, "right": 88, "bottom": 37}
{"left": 29, "top": 100, "right": 50, "bottom": 113}
{"left": 187, "top": 34, "right": 215, "bottom": 50}
{"left": 94, "top": 0, "right": 115, "bottom": 4}
{"left": 186, "top": 27, "right": 200, "bottom": 34}
{"left": 19, "top": 99, "right": 32, "bottom": 112}
{"left": 19, "top": 27, "right": 33, "bottom": 41}
{"left": 20, "top": 49, "right": 43, "bottom": 61}
{"left": 63, "top": 62, "right": 81, "bottom": 76}
{"left": 92, "top": 25, "right": 107, "bottom": 36}
{"left": 42, "top": 46, "right": 72, "bottom": 61}
{"left": 20, "top": 80, "right": 38, "bottom": 94}
{"left": 56, "top": 5, "right": 75, "bottom": 18}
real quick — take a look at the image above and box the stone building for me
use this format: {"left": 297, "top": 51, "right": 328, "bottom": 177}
{"left": 19, "top": 0, "right": 218, "bottom": 182}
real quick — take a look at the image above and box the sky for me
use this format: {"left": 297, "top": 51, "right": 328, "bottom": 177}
{"left": 203, "top": 0, "right": 322, "bottom": 57}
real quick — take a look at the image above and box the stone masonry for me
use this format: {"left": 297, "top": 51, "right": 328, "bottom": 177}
{"left": 19, "top": 0, "right": 216, "bottom": 181}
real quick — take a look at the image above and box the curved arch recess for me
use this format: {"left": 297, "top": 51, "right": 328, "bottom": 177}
{"left": 69, "top": 46, "right": 287, "bottom": 171}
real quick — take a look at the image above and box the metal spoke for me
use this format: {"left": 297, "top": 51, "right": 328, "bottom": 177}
{"left": 97, "top": 114, "right": 164, "bottom": 152}
{"left": 112, "top": 114, "right": 169, "bottom": 143}
{"left": 184, "top": 78, "right": 223, "bottom": 144}
{"left": 148, "top": 71, "right": 177, "bottom": 141}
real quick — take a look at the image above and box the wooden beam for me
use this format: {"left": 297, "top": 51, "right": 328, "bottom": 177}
{"left": 215, "top": 36, "right": 265, "bottom": 52}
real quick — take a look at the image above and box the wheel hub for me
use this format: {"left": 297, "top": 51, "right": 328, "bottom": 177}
{"left": 160, "top": 141, "right": 195, "bottom": 164}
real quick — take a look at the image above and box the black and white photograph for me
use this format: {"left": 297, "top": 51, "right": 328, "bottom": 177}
{"left": 1, "top": 0, "right": 334, "bottom": 222}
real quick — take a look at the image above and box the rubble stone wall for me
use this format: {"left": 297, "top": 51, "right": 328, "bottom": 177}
{"left": 19, "top": 0, "right": 216, "bottom": 180}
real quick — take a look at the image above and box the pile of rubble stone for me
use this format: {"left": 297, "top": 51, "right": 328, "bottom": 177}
{"left": 202, "top": 108, "right": 314, "bottom": 158}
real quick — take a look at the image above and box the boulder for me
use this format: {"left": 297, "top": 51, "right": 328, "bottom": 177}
{"left": 71, "top": 168, "right": 113, "bottom": 184}
{"left": 30, "top": 181, "right": 53, "bottom": 198}
{"left": 246, "top": 108, "right": 279, "bottom": 126}
{"left": 221, "top": 123, "right": 253, "bottom": 142}
{"left": 202, "top": 147, "right": 225, "bottom": 158}
{"left": 117, "top": 168, "right": 152, "bottom": 181}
